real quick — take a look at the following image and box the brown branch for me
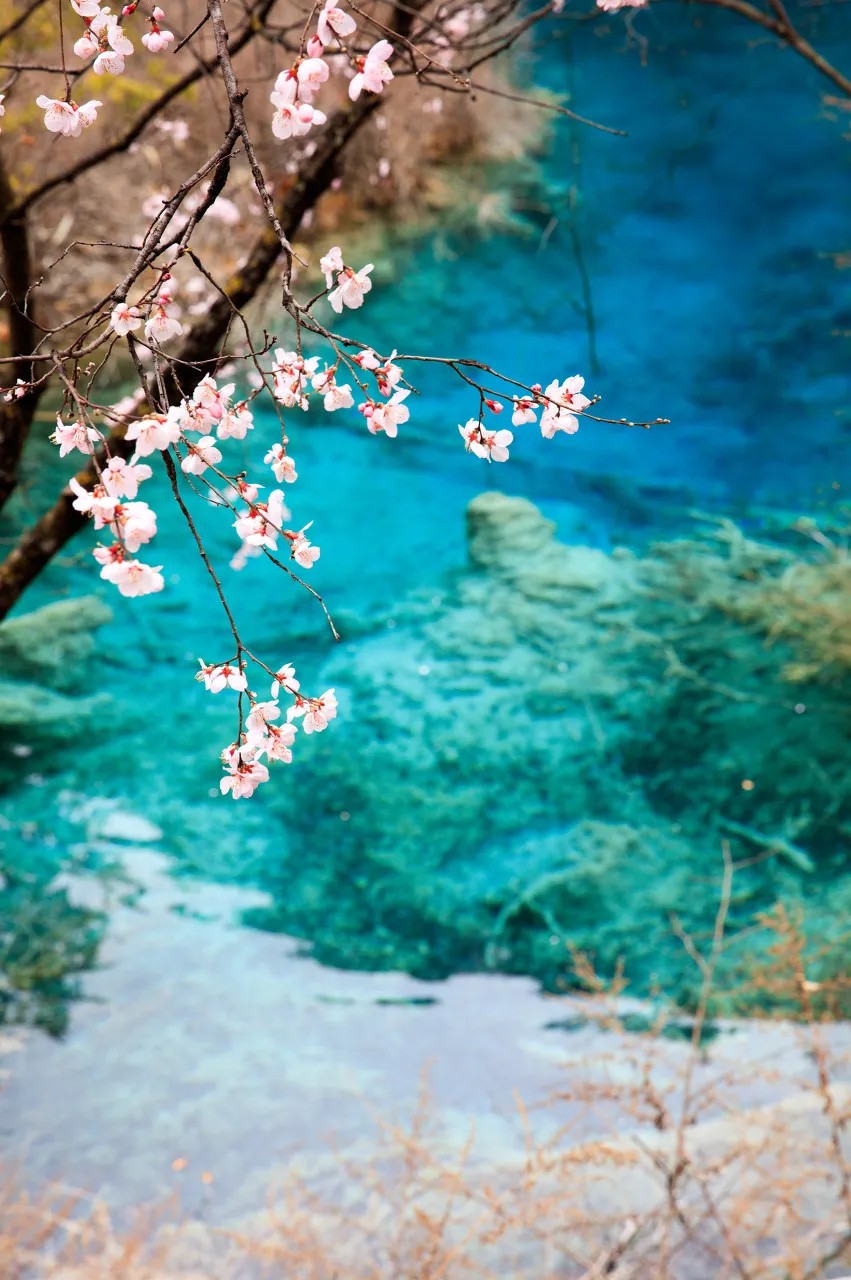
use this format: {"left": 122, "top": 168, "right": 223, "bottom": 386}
{"left": 0, "top": 0, "right": 50, "bottom": 43}
{"left": 688, "top": 0, "right": 851, "bottom": 98}
{"left": 0, "top": 153, "right": 42, "bottom": 511}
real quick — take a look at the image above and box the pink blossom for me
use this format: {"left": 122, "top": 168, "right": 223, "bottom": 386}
{"left": 245, "top": 703, "right": 298, "bottom": 763}
{"left": 270, "top": 75, "right": 327, "bottom": 138}
{"left": 245, "top": 699, "right": 281, "bottom": 734}
{"left": 539, "top": 405, "right": 579, "bottom": 438}
{"left": 125, "top": 409, "right": 181, "bottom": 455}
{"left": 93, "top": 47, "right": 126, "bottom": 73}
{"left": 95, "top": 547, "right": 164, "bottom": 596}
{"left": 191, "top": 374, "right": 236, "bottom": 426}
{"left": 265, "top": 443, "right": 298, "bottom": 484}
{"left": 220, "top": 759, "right": 270, "bottom": 799}
{"left": 69, "top": 478, "right": 119, "bottom": 526}
{"left": 375, "top": 351, "right": 403, "bottom": 395}
{"left": 296, "top": 56, "right": 330, "bottom": 99}
{"left": 74, "top": 30, "right": 100, "bottom": 60}
{"left": 217, "top": 402, "right": 254, "bottom": 440}
{"left": 216, "top": 476, "right": 263, "bottom": 509}
{"left": 362, "top": 387, "right": 410, "bottom": 438}
{"left": 545, "top": 375, "right": 591, "bottom": 414}
{"left": 596, "top": 0, "right": 647, "bottom": 10}
{"left": 262, "top": 721, "right": 298, "bottom": 763}
{"left": 36, "top": 96, "right": 102, "bottom": 136}
{"left": 317, "top": 0, "right": 357, "bottom": 44}
{"left": 145, "top": 302, "right": 183, "bottom": 345}
{"left": 311, "top": 368, "right": 354, "bottom": 412}
{"left": 181, "top": 435, "right": 222, "bottom": 476}
{"left": 353, "top": 348, "right": 381, "bottom": 372}
{"left": 270, "top": 663, "right": 299, "bottom": 698}
{"left": 85, "top": 10, "right": 134, "bottom": 73}
{"left": 196, "top": 659, "right": 248, "bottom": 693}
{"left": 142, "top": 27, "right": 174, "bottom": 51}
{"left": 51, "top": 415, "right": 100, "bottom": 456}
{"left": 319, "top": 244, "right": 344, "bottom": 288}
{"left": 511, "top": 396, "right": 537, "bottom": 426}
{"left": 109, "top": 499, "right": 157, "bottom": 552}
{"left": 234, "top": 489, "right": 288, "bottom": 550}
{"left": 458, "top": 418, "right": 512, "bottom": 462}
{"left": 285, "top": 523, "right": 320, "bottom": 568}
{"left": 328, "top": 263, "right": 373, "bottom": 313}
{"left": 271, "top": 70, "right": 297, "bottom": 104}
{"left": 101, "top": 456, "right": 153, "bottom": 499}
{"left": 348, "top": 40, "right": 394, "bottom": 101}
{"left": 288, "top": 688, "right": 337, "bottom": 734}
{"left": 110, "top": 302, "right": 142, "bottom": 336}
{"left": 271, "top": 349, "right": 319, "bottom": 409}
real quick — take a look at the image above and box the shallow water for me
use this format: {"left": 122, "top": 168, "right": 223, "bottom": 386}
{"left": 1, "top": 0, "right": 851, "bottom": 1221}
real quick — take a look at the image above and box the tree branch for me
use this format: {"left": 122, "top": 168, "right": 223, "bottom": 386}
{"left": 0, "top": 153, "right": 42, "bottom": 511}
{"left": 0, "top": 94, "right": 377, "bottom": 618}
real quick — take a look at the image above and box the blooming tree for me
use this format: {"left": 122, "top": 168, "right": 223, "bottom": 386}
{"left": 0, "top": 0, "right": 846, "bottom": 797}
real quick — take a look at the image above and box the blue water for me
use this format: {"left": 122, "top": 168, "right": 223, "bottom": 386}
{"left": 3, "top": 1, "right": 851, "bottom": 1031}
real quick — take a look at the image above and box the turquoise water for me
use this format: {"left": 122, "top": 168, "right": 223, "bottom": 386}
{"left": 2, "top": 3, "right": 851, "bottom": 1034}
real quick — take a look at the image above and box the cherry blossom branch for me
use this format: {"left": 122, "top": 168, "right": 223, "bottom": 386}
{"left": 205, "top": 0, "right": 304, "bottom": 283}
{"left": 0, "top": 0, "right": 278, "bottom": 227}
{"left": 0, "top": 90, "right": 377, "bottom": 617}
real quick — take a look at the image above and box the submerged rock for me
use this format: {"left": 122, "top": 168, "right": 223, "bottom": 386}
{"left": 251, "top": 493, "right": 851, "bottom": 1000}
{"left": 0, "top": 597, "right": 114, "bottom": 1032}
{"left": 0, "top": 596, "right": 112, "bottom": 690}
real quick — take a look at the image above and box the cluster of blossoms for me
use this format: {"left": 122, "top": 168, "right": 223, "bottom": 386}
{"left": 196, "top": 659, "right": 337, "bottom": 798}
{"left": 25, "top": 0, "right": 393, "bottom": 141}
{"left": 458, "top": 376, "right": 591, "bottom": 463}
{"left": 110, "top": 274, "right": 184, "bottom": 347}
{"left": 35, "top": 0, "right": 173, "bottom": 135}
{"left": 269, "top": 347, "right": 355, "bottom": 414}
{"left": 36, "top": 94, "right": 102, "bottom": 135}
{"left": 269, "top": 0, "right": 394, "bottom": 141}
{"left": 50, "top": 412, "right": 164, "bottom": 595}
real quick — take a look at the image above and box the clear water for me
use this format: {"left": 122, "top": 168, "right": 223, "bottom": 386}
{"left": 1, "top": 1, "right": 850, "bottom": 1067}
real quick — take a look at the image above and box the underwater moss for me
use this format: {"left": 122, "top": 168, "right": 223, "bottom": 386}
{"left": 243, "top": 494, "right": 851, "bottom": 1006}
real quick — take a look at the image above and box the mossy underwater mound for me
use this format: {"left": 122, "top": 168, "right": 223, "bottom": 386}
{"left": 249, "top": 493, "right": 851, "bottom": 1005}
{"left": 0, "top": 597, "right": 113, "bottom": 1033}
